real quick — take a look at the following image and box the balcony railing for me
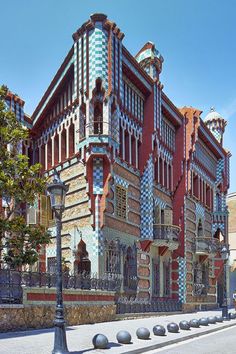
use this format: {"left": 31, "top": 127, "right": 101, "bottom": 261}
{"left": 153, "top": 224, "right": 181, "bottom": 242}
{"left": 195, "top": 237, "right": 220, "bottom": 255}
{"left": 78, "top": 121, "right": 119, "bottom": 143}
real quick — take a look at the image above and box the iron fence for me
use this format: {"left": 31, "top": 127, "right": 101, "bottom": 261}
{"left": 0, "top": 269, "right": 122, "bottom": 304}
{"left": 116, "top": 297, "right": 182, "bottom": 314}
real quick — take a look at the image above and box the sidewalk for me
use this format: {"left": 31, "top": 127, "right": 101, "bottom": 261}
{"left": 0, "top": 309, "right": 236, "bottom": 354}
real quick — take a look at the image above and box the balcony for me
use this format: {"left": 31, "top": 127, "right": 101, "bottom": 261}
{"left": 78, "top": 121, "right": 119, "bottom": 143}
{"left": 153, "top": 224, "right": 180, "bottom": 250}
{"left": 195, "top": 237, "right": 220, "bottom": 256}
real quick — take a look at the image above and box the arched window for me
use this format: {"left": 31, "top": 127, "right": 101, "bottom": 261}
{"left": 131, "top": 136, "right": 136, "bottom": 167}
{"left": 61, "top": 129, "right": 66, "bottom": 162}
{"left": 94, "top": 103, "right": 103, "bottom": 134}
{"left": 79, "top": 103, "right": 86, "bottom": 140}
{"left": 69, "top": 123, "right": 75, "bottom": 156}
{"left": 125, "top": 130, "right": 129, "bottom": 162}
{"left": 41, "top": 144, "right": 45, "bottom": 171}
{"left": 47, "top": 138, "right": 52, "bottom": 169}
{"left": 54, "top": 133, "right": 59, "bottom": 166}
{"left": 74, "top": 239, "right": 91, "bottom": 274}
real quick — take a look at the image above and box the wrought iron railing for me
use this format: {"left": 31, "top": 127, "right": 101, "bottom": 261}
{"left": 195, "top": 237, "right": 220, "bottom": 255}
{"left": 116, "top": 297, "right": 182, "bottom": 314}
{"left": 78, "top": 121, "right": 119, "bottom": 142}
{"left": 153, "top": 224, "right": 180, "bottom": 242}
{"left": 0, "top": 269, "right": 122, "bottom": 304}
{"left": 193, "top": 283, "right": 208, "bottom": 296}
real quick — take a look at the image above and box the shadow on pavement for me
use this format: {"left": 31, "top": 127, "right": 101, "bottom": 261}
{"left": 70, "top": 342, "right": 122, "bottom": 353}
{"left": 0, "top": 326, "right": 76, "bottom": 339}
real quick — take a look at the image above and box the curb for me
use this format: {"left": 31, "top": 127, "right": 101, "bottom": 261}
{"left": 124, "top": 322, "right": 236, "bottom": 354}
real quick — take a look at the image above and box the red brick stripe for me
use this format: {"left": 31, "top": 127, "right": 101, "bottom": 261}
{"left": 27, "top": 293, "right": 114, "bottom": 302}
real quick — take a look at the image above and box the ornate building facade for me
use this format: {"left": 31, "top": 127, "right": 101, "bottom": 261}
{"left": 25, "top": 14, "right": 230, "bottom": 311}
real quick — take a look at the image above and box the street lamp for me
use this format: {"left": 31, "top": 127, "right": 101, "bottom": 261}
{"left": 220, "top": 244, "right": 230, "bottom": 321}
{"left": 47, "top": 171, "right": 69, "bottom": 354}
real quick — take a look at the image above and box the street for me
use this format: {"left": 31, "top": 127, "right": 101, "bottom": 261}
{"left": 145, "top": 325, "right": 236, "bottom": 354}
{"left": 0, "top": 310, "right": 235, "bottom": 354}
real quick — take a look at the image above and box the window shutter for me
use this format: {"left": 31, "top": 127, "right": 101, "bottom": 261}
{"left": 116, "top": 185, "right": 127, "bottom": 219}
{"left": 27, "top": 205, "right": 37, "bottom": 225}
{"left": 154, "top": 205, "right": 160, "bottom": 224}
{"left": 40, "top": 195, "right": 48, "bottom": 227}
{"left": 47, "top": 196, "right": 54, "bottom": 227}
{"left": 164, "top": 208, "right": 173, "bottom": 225}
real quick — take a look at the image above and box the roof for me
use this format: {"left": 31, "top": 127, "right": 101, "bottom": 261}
{"left": 205, "top": 107, "right": 224, "bottom": 122}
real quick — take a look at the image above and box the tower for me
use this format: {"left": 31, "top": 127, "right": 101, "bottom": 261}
{"left": 204, "top": 107, "right": 227, "bottom": 145}
{"left": 135, "top": 41, "right": 164, "bottom": 80}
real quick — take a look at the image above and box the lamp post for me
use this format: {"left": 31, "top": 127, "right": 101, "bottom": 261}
{"left": 220, "top": 244, "right": 230, "bottom": 321}
{"left": 47, "top": 171, "right": 69, "bottom": 354}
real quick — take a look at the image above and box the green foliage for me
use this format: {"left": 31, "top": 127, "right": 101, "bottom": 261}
{"left": 0, "top": 85, "right": 51, "bottom": 268}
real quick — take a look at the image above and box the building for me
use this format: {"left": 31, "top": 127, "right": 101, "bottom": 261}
{"left": 25, "top": 14, "right": 230, "bottom": 311}
{"left": 227, "top": 192, "right": 236, "bottom": 306}
{"left": 0, "top": 89, "right": 31, "bottom": 212}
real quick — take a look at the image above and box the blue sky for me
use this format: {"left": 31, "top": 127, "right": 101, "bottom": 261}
{"left": 0, "top": 0, "right": 235, "bottom": 192}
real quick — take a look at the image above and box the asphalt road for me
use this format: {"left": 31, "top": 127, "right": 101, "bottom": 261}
{"left": 145, "top": 325, "right": 236, "bottom": 354}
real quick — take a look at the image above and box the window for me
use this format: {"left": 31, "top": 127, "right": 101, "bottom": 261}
{"left": 40, "top": 195, "right": 54, "bottom": 227}
{"left": 152, "top": 259, "right": 160, "bottom": 296}
{"left": 124, "top": 246, "right": 137, "bottom": 290}
{"left": 197, "top": 220, "right": 203, "bottom": 237}
{"left": 115, "top": 185, "right": 127, "bottom": 219}
{"left": 104, "top": 239, "right": 120, "bottom": 274}
{"left": 163, "top": 260, "right": 171, "bottom": 297}
{"left": 47, "top": 257, "right": 57, "bottom": 273}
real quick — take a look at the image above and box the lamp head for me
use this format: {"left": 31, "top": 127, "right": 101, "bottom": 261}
{"left": 47, "top": 171, "right": 69, "bottom": 211}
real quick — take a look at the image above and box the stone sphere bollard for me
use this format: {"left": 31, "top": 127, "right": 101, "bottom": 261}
{"left": 208, "top": 316, "right": 216, "bottom": 324}
{"left": 215, "top": 315, "right": 223, "bottom": 322}
{"left": 153, "top": 325, "right": 166, "bottom": 336}
{"left": 179, "top": 320, "right": 190, "bottom": 330}
{"left": 116, "top": 330, "right": 132, "bottom": 344}
{"left": 189, "top": 319, "right": 200, "bottom": 328}
{"left": 199, "top": 318, "right": 209, "bottom": 326}
{"left": 167, "top": 322, "right": 179, "bottom": 333}
{"left": 92, "top": 334, "right": 109, "bottom": 349}
{"left": 136, "top": 327, "right": 150, "bottom": 340}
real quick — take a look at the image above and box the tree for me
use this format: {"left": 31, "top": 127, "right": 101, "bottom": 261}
{"left": 0, "top": 85, "right": 51, "bottom": 269}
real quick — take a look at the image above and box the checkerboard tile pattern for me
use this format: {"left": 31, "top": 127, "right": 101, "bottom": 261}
{"left": 46, "top": 248, "right": 56, "bottom": 257}
{"left": 196, "top": 202, "right": 205, "bottom": 220}
{"left": 114, "top": 174, "right": 128, "bottom": 188}
{"left": 140, "top": 156, "right": 154, "bottom": 239}
{"left": 93, "top": 158, "right": 103, "bottom": 195}
{"left": 154, "top": 196, "right": 166, "bottom": 209}
{"left": 89, "top": 25, "right": 108, "bottom": 91}
{"left": 216, "top": 158, "right": 224, "bottom": 184}
{"left": 178, "top": 257, "right": 186, "bottom": 303}
{"left": 212, "top": 222, "right": 225, "bottom": 234}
